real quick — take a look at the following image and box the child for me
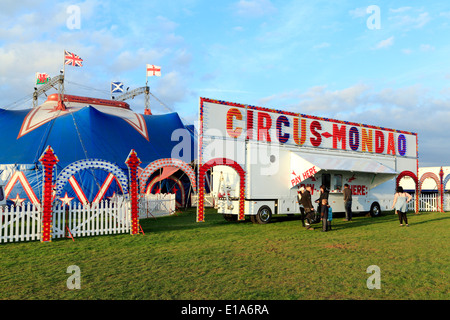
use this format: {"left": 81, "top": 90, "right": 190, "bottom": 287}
{"left": 321, "top": 198, "right": 331, "bottom": 232}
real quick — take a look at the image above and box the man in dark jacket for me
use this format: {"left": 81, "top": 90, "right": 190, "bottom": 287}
{"left": 299, "top": 186, "right": 315, "bottom": 230}
{"left": 343, "top": 183, "right": 352, "bottom": 221}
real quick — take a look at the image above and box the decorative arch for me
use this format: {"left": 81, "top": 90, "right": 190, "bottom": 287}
{"left": 396, "top": 170, "right": 418, "bottom": 188}
{"left": 139, "top": 158, "right": 197, "bottom": 194}
{"left": 396, "top": 170, "right": 419, "bottom": 213}
{"left": 418, "top": 172, "right": 443, "bottom": 212}
{"left": 146, "top": 174, "right": 186, "bottom": 208}
{"left": 197, "top": 158, "right": 245, "bottom": 222}
{"left": 443, "top": 174, "right": 450, "bottom": 192}
{"left": 419, "top": 172, "right": 440, "bottom": 192}
{"left": 55, "top": 159, "right": 129, "bottom": 200}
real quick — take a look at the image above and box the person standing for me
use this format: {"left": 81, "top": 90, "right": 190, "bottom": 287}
{"left": 392, "top": 186, "right": 412, "bottom": 226}
{"left": 343, "top": 184, "right": 352, "bottom": 221}
{"left": 300, "top": 186, "right": 315, "bottom": 230}
{"left": 316, "top": 185, "right": 329, "bottom": 214}
{"left": 297, "top": 186, "right": 306, "bottom": 227}
{"left": 321, "top": 198, "right": 331, "bottom": 232}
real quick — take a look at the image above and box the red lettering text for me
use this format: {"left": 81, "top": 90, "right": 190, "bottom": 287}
{"left": 310, "top": 121, "right": 322, "bottom": 147}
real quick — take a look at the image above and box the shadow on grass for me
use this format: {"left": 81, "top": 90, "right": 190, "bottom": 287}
{"left": 406, "top": 215, "right": 450, "bottom": 226}
{"left": 139, "top": 210, "right": 383, "bottom": 234}
{"left": 139, "top": 208, "right": 449, "bottom": 234}
{"left": 139, "top": 210, "right": 244, "bottom": 234}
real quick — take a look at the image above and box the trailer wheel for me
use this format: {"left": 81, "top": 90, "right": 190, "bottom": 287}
{"left": 370, "top": 202, "right": 381, "bottom": 217}
{"left": 223, "top": 214, "right": 237, "bottom": 222}
{"left": 251, "top": 205, "right": 272, "bottom": 224}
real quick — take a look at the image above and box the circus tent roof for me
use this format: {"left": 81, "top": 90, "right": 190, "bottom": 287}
{"left": 0, "top": 94, "right": 195, "bottom": 169}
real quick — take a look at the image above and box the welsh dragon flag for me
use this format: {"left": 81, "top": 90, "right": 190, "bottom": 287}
{"left": 36, "top": 72, "right": 50, "bottom": 85}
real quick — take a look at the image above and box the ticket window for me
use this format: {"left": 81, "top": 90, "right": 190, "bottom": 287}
{"left": 334, "top": 174, "right": 343, "bottom": 192}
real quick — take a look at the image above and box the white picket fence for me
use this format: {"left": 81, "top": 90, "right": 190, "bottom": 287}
{"left": 138, "top": 193, "right": 176, "bottom": 219}
{"left": 52, "top": 199, "right": 131, "bottom": 239}
{"left": 0, "top": 193, "right": 178, "bottom": 244}
{"left": 0, "top": 202, "right": 41, "bottom": 243}
{"left": 408, "top": 193, "right": 450, "bottom": 212}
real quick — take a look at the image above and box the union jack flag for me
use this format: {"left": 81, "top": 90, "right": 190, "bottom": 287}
{"left": 64, "top": 50, "right": 83, "bottom": 67}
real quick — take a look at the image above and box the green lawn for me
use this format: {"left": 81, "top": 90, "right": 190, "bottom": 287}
{"left": 0, "top": 209, "right": 449, "bottom": 300}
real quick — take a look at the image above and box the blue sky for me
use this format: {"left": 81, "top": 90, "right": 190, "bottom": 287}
{"left": 1, "top": 0, "right": 450, "bottom": 167}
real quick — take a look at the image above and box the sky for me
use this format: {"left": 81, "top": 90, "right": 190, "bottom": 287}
{"left": 1, "top": 0, "right": 450, "bottom": 167}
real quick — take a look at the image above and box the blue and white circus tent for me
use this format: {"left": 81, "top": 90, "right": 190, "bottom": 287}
{"left": 0, "top": 93, "right": 196, "bottom": 207}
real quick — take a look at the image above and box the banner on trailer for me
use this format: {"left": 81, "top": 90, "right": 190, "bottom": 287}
{"left": 200, "top": 98, "right": 418, "bottom": 162}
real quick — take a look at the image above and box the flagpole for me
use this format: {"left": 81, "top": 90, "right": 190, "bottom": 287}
{"left": 145, "top": 65, "right": 151, "bottom": 115}
{"left": 59, "top": 49, "right": 66, "bottom": 110}
{"left": 63, "top": 49, "right": 66, "bottom": 76}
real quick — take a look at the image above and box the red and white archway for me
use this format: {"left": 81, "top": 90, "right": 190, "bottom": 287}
{"left": 396, "top": 170, "right": 419, "bottom": 213}
{"left": 145, "top": 174, "right": 186, "bottom": 208}
{"left": 197, "top": 158, "right": 246, "bottom": 222}
{"left": 418, "top": 172, "right": 444, "bottom": 212}
{"left": 139, "top": 158, "right": 197, "bottom": 196}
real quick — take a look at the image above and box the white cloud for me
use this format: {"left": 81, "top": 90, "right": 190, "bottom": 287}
{"left": 155, "top": 71, "right": 191, "bottom": 110}
{"left": 257, "top": 83, "right": 450, "bottom": 166}
{"left": 258, "top": 83, "right": 371, "bottom": 114}
{"left": 389, "top": 11, "right": 431, "bottom": 30}
{"left": 0, "top": 2, "right": 195, "bottom": 110}
{"left": 374, "top": 85, "right": 426, "bottom": 108}
{"left": 389, "top": 7, "right": 412, "bottom": 13}
{"left": 113, "top": 48, "right": 169, "bottom": 74}
{"left": 375, "top": 36, "right": 395, "bottom": 49}
{"left": 155, "top": 15, "right": 179, "bottom": 32}
{"left": 0, "top": 0, "right": 39, "bottom": 17}
{"left": 420, "top": 44, "right": 435, "bottom": 52}
{"left": 349, "top": 7, "right": 367, "bottom": 18}
{"left": 313, "top": 42, "right": 331, "bottom": 49}
{"left": 234, "top": 0, "right": 277, "bottom": 17}
{"left": 402, "top": 48, "right": 413, "bottom": 55}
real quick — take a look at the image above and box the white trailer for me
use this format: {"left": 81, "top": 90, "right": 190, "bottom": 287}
{"left": 197, "top": 98, "right": 418, "bottom": 223}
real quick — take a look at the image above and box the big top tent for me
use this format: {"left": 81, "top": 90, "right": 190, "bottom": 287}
{"left": 0, "top": 93, "right": 197, "bottom": 208}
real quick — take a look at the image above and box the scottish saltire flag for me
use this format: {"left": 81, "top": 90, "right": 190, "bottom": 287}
{"left": 64, "top": 50, "right": 83, "bottom": 67}
{"left": 111, "top": 81, "right": 124, "bottom": 94}
{"left": 146, "top": 64, "right": 161, "bottom": 77}
{"left": 36, "top": 72, "right": 50, "bottom": 85}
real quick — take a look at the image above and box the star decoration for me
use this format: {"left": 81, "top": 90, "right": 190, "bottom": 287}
{"left": 108, "top": 192, "right": 117, "bottom": 201}
{"left": 59, "top": 192, "right": 74, "bottom": 206}
{"left": 10, "top": 194, "right": 25, "bottom": 206}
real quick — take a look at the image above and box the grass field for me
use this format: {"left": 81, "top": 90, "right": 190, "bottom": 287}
{"left": 0, "top": 209, "right": 449, "bottom": 300}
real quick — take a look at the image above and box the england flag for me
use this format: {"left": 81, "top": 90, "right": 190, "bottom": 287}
{"left": 146, "top": 64, "right": 161, "bottom": 77}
